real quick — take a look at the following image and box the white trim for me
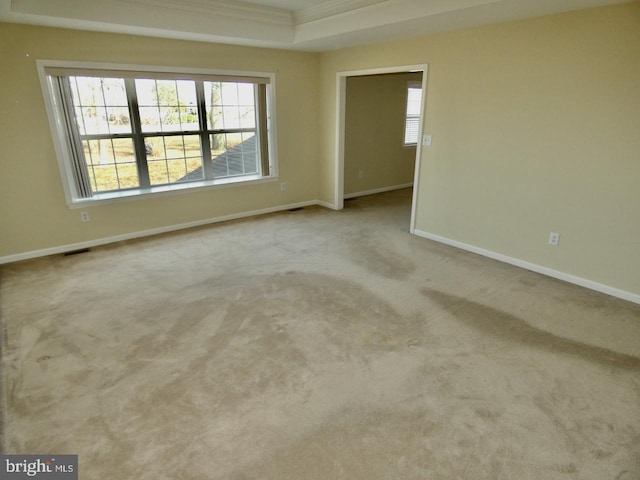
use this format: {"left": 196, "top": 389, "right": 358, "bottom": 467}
{"left": 413, "top": 229, "right": 640, "bottom": 305}
{"left": 344, "top": 182, "right": 413, "bottom": 199}
{"left": 5, "top": 204, "right": 637, "bottom": 305}
{"left": 295, "top": 0, "right": 386, "bottom": 24}
{"left": 409, "top": 68, "right": 428, "bottom": 234}
{"left": 6, "top": 0, "right": 632, "bottom": 52}
{"left": 315, "top": 200, "right": 338, "bottom": 210}
{"left": 119, "top": 0, "right": 293, "bottom": 25}
{"left": 37, "top": 64, "right": 77, "bottom": 203}
{"left": 66, "top": 176, "right": 279, "bottom": 208}
{"left": 335, "top": 64, "right": 428, "bottom": 228}
{"left": 14, "top": 0, "right": 293, "bottom": 25}
{"left": 0, "top": 200, "right": 320, "bottom": 265}
{"left": 335, "top": 74, "right": 346, "bottom": 210}
{"left": 267, "top": 73, "right": 280, "bottom": 179}
{"left": 337, "top": 64, "right": 428, "bottom": 78}
{"left": 37, "top": 59, "right": 276, "bottom": 85}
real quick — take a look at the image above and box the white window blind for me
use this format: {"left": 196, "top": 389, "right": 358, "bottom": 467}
{"left": 404, "top": 83, "right": 423, "bottom": 145}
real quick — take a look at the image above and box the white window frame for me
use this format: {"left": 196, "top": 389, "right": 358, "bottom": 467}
{"left": 403, "top": 80, "right": 422, "bottom": 147}
{"left": 37, "top": 60, "right": 278, "bottom": 207}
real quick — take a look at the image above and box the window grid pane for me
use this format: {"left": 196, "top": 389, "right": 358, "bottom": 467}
{"left": 211, "top": 132, "right": 258, "bottom": 177}
{"left": 205, "top": 82, "right": 257, "bottom": 132}
{"left": 82, "top": 138, "right": 139, "bottom": 192}
{"left": 136, "top": 79, "right": 199, "bottom": 134}
{"left": 70, "top": 77, "right": 131, "bottom": 136}
{"left": 146, "top": 135, "right": 203, "bottom": 186}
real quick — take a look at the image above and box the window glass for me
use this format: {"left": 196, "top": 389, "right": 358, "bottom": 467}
{"left": 404, "top": 83, "right": 422, "bottom": 145}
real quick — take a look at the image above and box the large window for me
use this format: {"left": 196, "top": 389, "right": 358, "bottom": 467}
{"left": 38, "top": 62, "right": 276, "bottom": 205}
{"left": 404, "top": 81, "right": 423, "bottom": 146}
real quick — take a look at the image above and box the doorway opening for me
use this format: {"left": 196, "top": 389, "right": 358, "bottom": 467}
{"left": 335, "top": 64, "right": 428, "bottom": 233}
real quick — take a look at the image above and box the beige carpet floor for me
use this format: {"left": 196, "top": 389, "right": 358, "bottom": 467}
{"left": 1, "top": 188, "right": 639, "bottom": 479}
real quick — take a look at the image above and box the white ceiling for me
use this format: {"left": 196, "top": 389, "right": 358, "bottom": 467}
{"left": 0, "top": 0, "right": 632, "bottom": 51}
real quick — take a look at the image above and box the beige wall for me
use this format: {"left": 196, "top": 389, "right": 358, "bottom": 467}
{"left": 0, "top": 23, "right": 319, "bottom": 257}
{"left": 344, "top": 72, "right": 420, "bottom": 195}
{"left": 320, "top": 2, "right": 640, "bottom": 295}
{"left": 1, "top": 3, "right": 639, "bottom": 297}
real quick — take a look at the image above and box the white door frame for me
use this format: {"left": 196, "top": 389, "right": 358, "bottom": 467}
{"left": 334, "top": 63, "right": 428, "bottom": 233}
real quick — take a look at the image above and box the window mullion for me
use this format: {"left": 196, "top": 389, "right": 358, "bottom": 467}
{"left": 195, "top": 81, "right": 213, "bottom": 180}
{"left": 125, "top": 78, "right": 150, "bottom": 188}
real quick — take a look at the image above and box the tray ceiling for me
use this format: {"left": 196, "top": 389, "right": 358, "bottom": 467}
{"left": 0, "top": 0, "right": 632, "bottom": 51}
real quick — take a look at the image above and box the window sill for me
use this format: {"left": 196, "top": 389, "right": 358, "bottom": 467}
{"left": 68, "top": 174, "right": 277, "bottom": 208}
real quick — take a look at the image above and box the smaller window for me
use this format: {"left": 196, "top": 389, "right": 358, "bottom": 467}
{"left": 404, "top": 81, "right": 423, "bottom": 146}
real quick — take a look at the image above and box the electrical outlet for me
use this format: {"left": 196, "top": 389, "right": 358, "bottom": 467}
{"left": 358, "top": 171, "right": 363, "bottom": 180}
{"left": 548, "top": 232, "right": 560, "bottom": 246}
{"left": 280, "top": 182, "right": 287, "bottom": 191}
{"left": 422, "top": 134, "right": 432, "bottom": 147}
{"left": 80, "top": 211, "right": 90, "bottom": 223}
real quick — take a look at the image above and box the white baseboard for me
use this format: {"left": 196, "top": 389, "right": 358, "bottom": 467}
{"left": 0, "top": 200, "right": 320, "bottom": 265}
{"left": 344, "top": 183, "right": 413, "bottom": 199}
{"left": 6, "top": 204, "right": 638, "bottom": 305}
{"left": 315, "top": 200, "right": 338, "bottom": 210}
{"left": 413, "top": 229, "right": 640, "bottom": 305}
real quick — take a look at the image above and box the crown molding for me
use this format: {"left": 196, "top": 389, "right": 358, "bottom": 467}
{"left": 2, "top": 0, "right": 634, "bottom": 51}
{"left": 118, "top": 0, "right": 293, "bottom": 25}
{"left": 294, "top": 0, "right": 386, "bottom": 25}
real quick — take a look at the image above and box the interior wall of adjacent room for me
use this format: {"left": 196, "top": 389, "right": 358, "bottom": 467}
{"left": 318, "top": 2, "right": 640, "bottom": 296}
{"left": 0, "top": 23, "right": 320, "bottom": 258}
{"left": 344, "top": 72, "right": 421, "bottom": 196}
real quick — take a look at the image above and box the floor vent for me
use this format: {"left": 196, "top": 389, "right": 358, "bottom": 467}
{"left": 63, "top": 248, "right": 90, "bottom": 256}
{"left": 288, "top": 207, "right": 304, "bottom": 212}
